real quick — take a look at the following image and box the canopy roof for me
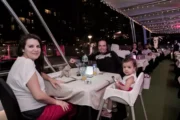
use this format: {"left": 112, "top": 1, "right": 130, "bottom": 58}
{"left": 102, "top": 0, "right": 180, "bottom": 34}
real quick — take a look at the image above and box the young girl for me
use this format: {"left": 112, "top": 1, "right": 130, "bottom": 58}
{"left": 101, "top": 57, "right": 137, "bottom": 118}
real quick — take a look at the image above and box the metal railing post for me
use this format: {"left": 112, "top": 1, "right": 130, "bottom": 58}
{"left": 1, "top": 0, "right": 28, "bottom": 34}
{"left": 143, "top": 27, "right": 147, "bottom": 45}
{"left": 28, "top": 0, "right": 70, "bottom": 66}
{"left": 130, "top": 20, "right": 135, "bottom": 43}
{"left": 132, "top": 21, "right": 136, "bottom": 43}
{"left": 1, "top": 0, "right": 56, "bottom": 72}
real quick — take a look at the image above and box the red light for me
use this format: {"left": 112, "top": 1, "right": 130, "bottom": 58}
{"left": 172, "top": 23, "right": 180, "bottom": 29}
{"left": 176, "top": 25, "right": 180, "bottom": 28}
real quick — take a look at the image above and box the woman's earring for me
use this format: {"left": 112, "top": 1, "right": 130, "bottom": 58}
{"left": 22, "top": 50, "right": 24, "bottom": 53}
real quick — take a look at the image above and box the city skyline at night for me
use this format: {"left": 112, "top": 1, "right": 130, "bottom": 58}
{"left": 0, "top": 0, "right": 149, "bottom": 46}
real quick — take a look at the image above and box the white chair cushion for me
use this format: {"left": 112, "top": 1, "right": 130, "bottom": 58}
{"left": 111, "top": 44, "right": 119, "bottom": 52}
{"left": 103, "top": 73, "right": 144, "bottom": 106}
{"left": 116, "top": 50, "right": 130, "bottom": 58}
{"left": 143, "top": 75, "right": 151, "bottom": 89}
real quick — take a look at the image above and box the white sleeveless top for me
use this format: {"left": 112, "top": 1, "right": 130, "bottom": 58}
{"left": 7, "top": 57, "right": 46, "bottom": 112}
{"left": 120, "top": 73, "right": 137, "bottom": 88}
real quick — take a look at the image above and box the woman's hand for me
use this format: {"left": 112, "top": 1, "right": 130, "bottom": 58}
{"left": 56, "top": 100, "right": 69, "bottom": 111}
{"left": 49, "top": 78, "right": 63, "bottom": 89}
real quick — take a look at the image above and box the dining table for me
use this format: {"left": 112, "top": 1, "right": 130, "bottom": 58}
{"left": 47, "top": 68, "right": 120, "bottom": 110}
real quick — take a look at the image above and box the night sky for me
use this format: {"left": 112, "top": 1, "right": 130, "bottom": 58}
{"left": 0, "top": 0, "right": 173, "bottom": 45}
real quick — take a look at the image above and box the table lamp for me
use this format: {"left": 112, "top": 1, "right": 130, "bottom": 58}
{"left": 85, "top": 66, "right": 93, "bottom": 78}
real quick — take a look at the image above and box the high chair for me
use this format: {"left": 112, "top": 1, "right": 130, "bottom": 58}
{"left": 0, "top": 110, "right": 7, "bottom": 120}
{"left": 97, "top": 73, "right": 148, "bottom": 120}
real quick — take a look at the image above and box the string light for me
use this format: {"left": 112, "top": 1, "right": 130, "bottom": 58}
{"left": 132, "top": 8, "right": 180, "bottom": 20}
{"left": 121, "top": 0, "right": 171, "bottom": 11}
{"left": 101, "top": 0, "right": 178, "bottom": 34}
{"left": 100, "top": 0, "right": 152, "bottom": 32}
{"left": 141, "top": 15, "right": 180, "bottom": 24}
{"left": 143, "top": 18, "right": 180, "bottom": 33}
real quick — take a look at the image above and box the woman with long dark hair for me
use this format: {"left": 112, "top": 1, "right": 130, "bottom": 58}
{"left": 131, "top": 43, "right": 141, "bottom": 55}
{"left": 7, "top": 34, "right": 75, "bottom": 120}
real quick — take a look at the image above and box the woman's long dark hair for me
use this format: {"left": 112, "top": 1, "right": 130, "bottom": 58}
{"left": 17, "top": 34, "right": 44, "bottom": 73}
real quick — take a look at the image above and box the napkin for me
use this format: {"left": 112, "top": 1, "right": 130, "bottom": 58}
{"left": 60, "top": 65, "right": 71, "bottom": 77}
{"left": 44, "top": 81, "right": 74, "bottom": 100}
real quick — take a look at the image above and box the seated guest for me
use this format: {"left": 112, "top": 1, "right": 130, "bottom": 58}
{"left": 70, "top": 40, "right": 123, "bottom": 75}
{"left": 137, "top": 42, "right": 143, "bottom": 52}
{"left": 173, "top": 40, "right": 179, "bottom": 52}
{"left": 7, "top": 34, "right": 75, "bottom": 120}
{"left": 142, "top": 44, "right": 152, "bottom": 55}
{"left": 148, "top": 43, "right": 157, "bottom": 53}
{"left": 173, "top": 40, "right": 179, "bottom": 61}
{"left": 131, "top": 43, "right": 141, "bottom": 55}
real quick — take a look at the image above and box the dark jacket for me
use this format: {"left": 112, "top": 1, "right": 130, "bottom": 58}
{"left": 174, "top": 43, "right": 179, "bottom": 52}
{"left": 131, "top": 49, "right": 142, "bottom": 55}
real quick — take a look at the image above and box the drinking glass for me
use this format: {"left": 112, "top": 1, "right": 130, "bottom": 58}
{"left": 80, "top": 66, "right": 87, "bottom": 80}
{"left": 75, "top": 60, "right": 82, "bottom": 75}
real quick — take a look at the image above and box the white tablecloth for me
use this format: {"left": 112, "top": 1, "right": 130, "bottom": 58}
{"left": 175, "top": 54, "right": 180, "bottom": 60}
{"left": 174, "top": 52, "right": 180, "bottom": 67}
{"left": 136, "top": 59, "right": 149, "bottom": 70}
{"left": 47, "top": 68, "right": 120, "bottom": 110}
{"left": 145, "top": 55, "right": 153, "bottom": 61}
{"left": 115, "top": 50, "right": 130, "bottom": 58}
{"left": 163, "top": 50, "right": 170, "bottom": 56}
{"left": 153, "top": 52, "right": 160, "bottom": 57}
{"left": 174, "top": 51, "right": 180, "bottom": 56}
{"left": 176, "top": 58, "right": 180, "bottom": 68}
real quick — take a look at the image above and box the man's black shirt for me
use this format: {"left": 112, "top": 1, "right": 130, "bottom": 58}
{"left": 88, "top": 51, "right": 123, "bottom": 76}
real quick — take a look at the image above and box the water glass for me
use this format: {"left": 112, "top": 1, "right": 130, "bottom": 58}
{"left": 80, "top": 67, "right": 86, "bottom": 80}
{"left": 80, "top": 67, "right": 86, "bottom": 76}
{"left": 75, "top": 60, "right": 82, "bottom": 75}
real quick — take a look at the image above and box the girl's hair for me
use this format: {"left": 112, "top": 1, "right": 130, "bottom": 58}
{"left": 17, "top": 34, "right": 44, "bottom": 73}
{"left": 122, "top": 56, "right": 137, "bottom": 68}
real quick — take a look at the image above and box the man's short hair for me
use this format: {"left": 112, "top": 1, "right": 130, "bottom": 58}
{"left": 98, "top": 39, "right": 107, "bottom": 45}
